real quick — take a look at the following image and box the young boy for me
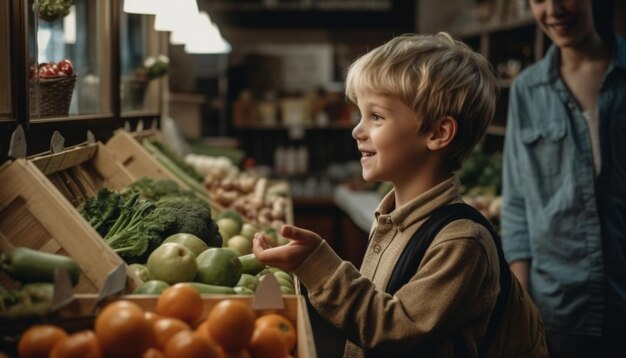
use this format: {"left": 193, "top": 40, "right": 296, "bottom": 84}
{"left": 253, "top": 33, "right": 547, "bottom": 357}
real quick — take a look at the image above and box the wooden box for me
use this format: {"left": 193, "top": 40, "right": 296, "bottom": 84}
{"left": 0, "top": 293, "right": 316, "bottom": 357}
{"left": 105, "top": 130, "right": 223, "bottom": 213}
{"left": 0, "top": 144, "right": 142, "bottom": 293}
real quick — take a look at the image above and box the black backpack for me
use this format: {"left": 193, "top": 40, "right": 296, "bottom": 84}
{"left": 367, "top": 203, "right": 512, "bottom": 358}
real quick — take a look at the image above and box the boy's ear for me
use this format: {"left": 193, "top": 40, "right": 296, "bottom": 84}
{"left": 426, "top": 115, "right": 457, "bottom": 151}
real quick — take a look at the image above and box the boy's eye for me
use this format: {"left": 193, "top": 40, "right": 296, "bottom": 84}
{"left": 372, "top": 113, "right": 384, "bottom": 121}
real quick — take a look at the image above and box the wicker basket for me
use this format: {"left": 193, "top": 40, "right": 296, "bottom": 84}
{"left": 29, "top": 74, "right": 77, "bottom": 117}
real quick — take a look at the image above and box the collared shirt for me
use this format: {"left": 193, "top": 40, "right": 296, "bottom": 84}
{"left": 501, "top": 35, "right": 626, "bottom": 336}
{"left": 296, "top": 176, "right": 502, "bottom": 357}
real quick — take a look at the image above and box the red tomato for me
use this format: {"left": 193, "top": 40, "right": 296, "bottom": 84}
{"left": 39, "top": 65, "right": 61, "bottom": 79}
{"left": 57, "top": 59, "right": 74, "bottom": 76}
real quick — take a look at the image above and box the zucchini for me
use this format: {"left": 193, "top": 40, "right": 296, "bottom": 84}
{"left": 233, "top": 286, "right": 255, "bottom": 295}
{"left": 238, "top": 254, "right": 266, "bottom": 276}
{"left": 0, "top": 247, "right": 81, "bottom": 286}
{"left": 184, "top": 282, "right": 236, "bottom": 295}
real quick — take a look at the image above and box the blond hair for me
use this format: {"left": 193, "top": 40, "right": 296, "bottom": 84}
{"left": 345, "top": 32, "right": 498, "bottom": 171}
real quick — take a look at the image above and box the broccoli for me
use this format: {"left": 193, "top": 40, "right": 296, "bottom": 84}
{"left": 78, "top": 189, "right": 121, "bottom": 237}
{"left": 80, "top": 180, "right": 221, "bottom": 263}
{"left": 154, "top": 196, "right": 223, "bottom": 248}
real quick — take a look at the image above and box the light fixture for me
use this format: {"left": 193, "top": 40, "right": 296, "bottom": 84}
{"left": 123, "top": 0, "right": 159, "bottom": 15}
{"left": 184, "top": 11, "right": 231, "bottom": 54}
{"left": 155, "top": 0, "right": 195, "bottom": 32}
{"left": 168, "top": 0, "right": 199, "bottom": 44}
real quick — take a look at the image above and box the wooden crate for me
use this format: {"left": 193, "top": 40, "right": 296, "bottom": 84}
{"left": 1, "top": 294, "right": 317, "bottom": 357}
{"left": 105, "top": 130, "right": 222, "bottom": 213}
{"left": 0, "top": 146, "right": 142, "bottom": 293}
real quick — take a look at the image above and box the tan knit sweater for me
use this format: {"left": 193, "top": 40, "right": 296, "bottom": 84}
{"left": 294, "top": 175, "right": 544, "bottom": 357}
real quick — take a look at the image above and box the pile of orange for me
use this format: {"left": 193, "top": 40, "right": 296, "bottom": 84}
{"left": 16, "top": 283, "right": 297, "bottom": 358}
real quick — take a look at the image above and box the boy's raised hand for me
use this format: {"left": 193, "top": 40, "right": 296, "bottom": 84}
{"left": 253, "top": 224, "right": 322, "bottom": 272}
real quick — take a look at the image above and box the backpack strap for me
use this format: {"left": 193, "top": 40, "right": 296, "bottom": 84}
{"left": 384, "top": 203, "right": 511, "bottom": 357}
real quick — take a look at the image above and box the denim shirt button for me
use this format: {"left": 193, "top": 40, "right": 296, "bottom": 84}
{"left": 373, "top": 245, "right": 381, "bottom": 253}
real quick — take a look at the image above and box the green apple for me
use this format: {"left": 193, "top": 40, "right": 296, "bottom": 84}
{"left": 196, "top": 248, "right": 242, "bottom": 287}
{"left": 227, "top": 235, "right": 252, "bottom": 256}
{"left": 147, "top": 243, "right": 197, "bottom": 284}
{"left": 239, "top": 223, "right": 258, "bottom": 240}
{"left": 162, "top": 233, "right": 209, "bottom": 258}
{"left": 128, "top": 263, "right": 151, "bottom": 282}
{"left": 217, "top": 218, "right": 241, "bottom": 240}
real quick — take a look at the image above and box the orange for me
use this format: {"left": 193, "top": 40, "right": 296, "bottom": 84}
{"left": 144, "top": 311, "right": 162, "bottom": 346}
{"left": 18, "top": 324, "right": 68, "bottom": 358}
{"left": 255, "top": 313, "right": 297, "bottom": 352}
{"left": 163, "top": 330, "right": 221, "bottom": 358}
{"left": 218, "top": 346, "right": 252, "bottom": 358}
{"left": 247, "top": 326, "right": 289, "bottom": 358}
{"left": 49, "top": 330, "right": 103, "bottom": 358}
{"left": 205, "top": 299, "right": 256, "bottom": 352}
{"left": 145, "top": 311, "right": 162, "bottom": 326}
{"left": 141, "top": 347, "right": 166, "bottom": 358}
{"left": 156, "top": 283, "right": 204, "bottom": 326}
{"left": 152, "top": 317, "right": 191, "bottom": 350}
{"left": 194, "top": 319, "right": 213, "bottom": 343}
{"left": 94, "top": 300, "right": 152, "bottom": 358}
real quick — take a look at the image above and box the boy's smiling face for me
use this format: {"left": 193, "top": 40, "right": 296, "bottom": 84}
{"left": 352, "top": 90, "right": 429, "bottom": 187}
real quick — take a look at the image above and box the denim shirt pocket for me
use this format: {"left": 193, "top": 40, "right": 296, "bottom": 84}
{"left": 520, "top": 122, "right": 567, "bottom": 178}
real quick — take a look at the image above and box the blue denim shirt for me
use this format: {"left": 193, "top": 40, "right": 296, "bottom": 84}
{"left": 501, "top": 35, "right": 626, "bottom": 337}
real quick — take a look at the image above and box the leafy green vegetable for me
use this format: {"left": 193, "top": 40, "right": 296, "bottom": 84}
{"left": 102, "top": 192, "right": 174, "bottom": 262}
{"left": 78, "top": 189, "right": 121, "bottom": 237}
{"left": 154, "top": 196, "right": 222, "bottom": 248}
{"left": 80, "top": 179, "right": 222, "bottom": 263}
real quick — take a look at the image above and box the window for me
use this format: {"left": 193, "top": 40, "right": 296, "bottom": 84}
{"left": 28, "top": 0, "right": 111, "bottom": 118}
{"left": 120, "top": 11, "right": 160, "bottom": 114}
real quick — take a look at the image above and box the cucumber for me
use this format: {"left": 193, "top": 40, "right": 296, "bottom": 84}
{"left": 0, "top": 247, "right": 81, "bottom": 286}
{"left": 233, "top": 286, "right": 255, "bottom": 295}
{"left": 184, "top": 282, "right": 236, "bottom": 295}
{"left": 238, "top": 254, "right": 266, "bottom": 276}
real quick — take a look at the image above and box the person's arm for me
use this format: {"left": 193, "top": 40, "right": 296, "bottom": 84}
{"left": 254, "top": 225, "right": 495, "bottom": 354}
{"left": 253, "top": 225, "right": 322, "bottom": 271}
{"left": 509, "top": 260, "right": 530, "bottom": 290}
{"left": 501, "top": 80, "right": 533, "bottom": 291}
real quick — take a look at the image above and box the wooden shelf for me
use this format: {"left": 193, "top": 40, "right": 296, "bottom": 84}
{"left": 453, "top": 14, "right": 536, "bottom": 39}
{"left": 234, "top": 122, "right": 355, "bottom": 130}
{"left": 203, "top": 0, "right": 414, "bottom": 30}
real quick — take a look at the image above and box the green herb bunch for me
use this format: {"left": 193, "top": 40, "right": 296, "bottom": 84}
{"left": 33, "top": 0, "right": 74, "bottom": 22}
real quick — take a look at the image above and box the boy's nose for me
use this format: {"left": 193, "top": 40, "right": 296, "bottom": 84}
{"left": 352, "top": 120, "right": 364, "bottom": 140}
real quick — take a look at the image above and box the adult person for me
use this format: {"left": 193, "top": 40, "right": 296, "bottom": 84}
{"left": 501, "top": 0, "right": 626, "bottom": 356}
